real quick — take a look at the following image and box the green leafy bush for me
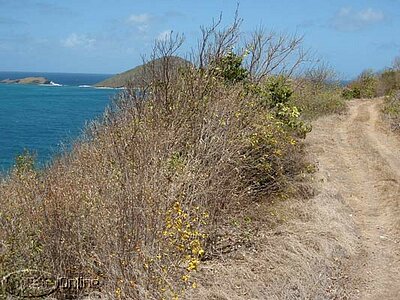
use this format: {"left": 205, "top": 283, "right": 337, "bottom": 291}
{"left": 342, "top": 86, "right": 360, "bottom": 100}
{"left": 383, "top": 91, "right": 400, "bottom": 131}
{"left": 343, "top": 69, "right": 377, "bottom": 99}
{"left": 14, "top": 150, "right": 37, "bottom": 177}
{"left": 210, "top": 50, "right": 249, "bottom": 84}
{"left": 258, "top": 76, "right": 293, "bottom": 108}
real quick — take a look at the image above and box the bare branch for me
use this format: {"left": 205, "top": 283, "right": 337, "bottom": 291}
{"left": 244, "top": 29, "right": 309, "bottom": 82}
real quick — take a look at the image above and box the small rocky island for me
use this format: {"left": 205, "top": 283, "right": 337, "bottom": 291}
{"left": 1, "top": 77, "right": 51, "bottom": 85}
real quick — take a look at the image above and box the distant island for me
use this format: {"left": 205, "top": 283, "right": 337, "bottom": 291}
{"left": 1, "top": 77, "right": 51, "bottom": 85}
{"left": 95, "top": 56, "right": 190, "bottom": 88}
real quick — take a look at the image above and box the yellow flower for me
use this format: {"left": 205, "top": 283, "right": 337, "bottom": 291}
{"left": 182, "top": 274, "right": 190, "bottom": 282}
{"left": 187, "top": 259, "right": 200, "bottom": 271}
{"left": 115, "top": 288, "right": 121, "bottom": 298}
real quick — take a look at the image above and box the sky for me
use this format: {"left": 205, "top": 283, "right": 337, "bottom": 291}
{"left": 0, "top": 0, "right": 399, "bottom": 79}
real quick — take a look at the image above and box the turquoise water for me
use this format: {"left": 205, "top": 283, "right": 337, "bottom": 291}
{"left": 0, "top": 82, "right": 118, "bottom": 172}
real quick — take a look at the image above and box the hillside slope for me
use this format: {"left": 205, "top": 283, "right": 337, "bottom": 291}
{"left": 94, "top": 56, "right": 190, "bottom": 88}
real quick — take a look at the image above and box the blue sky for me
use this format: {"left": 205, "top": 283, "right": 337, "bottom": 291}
{"left": 0, "top": 0, "right": 399, "bottom": 79}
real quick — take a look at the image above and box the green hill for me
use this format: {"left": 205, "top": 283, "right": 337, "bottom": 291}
{"left": 94, "top": 56, "right": 191, "bottom": 88}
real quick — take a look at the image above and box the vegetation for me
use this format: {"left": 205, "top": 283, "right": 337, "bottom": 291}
{"left": 383, "top": 91, "right": 400, "bottom": 132}
{"left": 342, "top": 69, "right": 378, "bottom": 99}
{"left": 293, "top": 66, "right": 346, "bottom": 119}
{"left": 343, "top": 57, "right": 400, "bottom": 99}
{"left": 0, "top": 16, "right": 348, "bottom": 300}
{"left": 377, "top": 69, "right": 400, "bottom": 96}
{"left": 338, "top": 56, "right": 400, "bottom": 134}
{"left": 94, "top": 56, "right": 191, "bottom": 88}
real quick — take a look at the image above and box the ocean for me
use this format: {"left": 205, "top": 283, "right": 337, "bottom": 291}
{"left": 0, "top": 71, "right": 119, "bottom": 173}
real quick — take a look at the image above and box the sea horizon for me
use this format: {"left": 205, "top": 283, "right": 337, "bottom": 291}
{"left": 0, "top": 73, "right": 119, "bottom": 172}
{"left": 0, "top": 71, "right": 115, "bottom": 86}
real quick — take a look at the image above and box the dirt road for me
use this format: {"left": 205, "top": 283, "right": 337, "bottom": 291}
{"left": 308, "top": 98, "right": 400, "bottom": 299}
{"left": 190, "top": 98, "right": 399, "bottom": 300}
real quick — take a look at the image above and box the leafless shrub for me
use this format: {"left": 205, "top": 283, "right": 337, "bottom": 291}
{"left": 303, "top": 62, "right": 338, "bottom": 88}
{"left": 392, "top": 56, "right": 400, "bottom": 72}
{"left": 0, "top": 13, "right": 329, "bottom": 300}
{"left": 194, "top": 9, "right": 242, "bottom": 70}
{"left": 244, "top": 28, "right": 308, "bottom": 82}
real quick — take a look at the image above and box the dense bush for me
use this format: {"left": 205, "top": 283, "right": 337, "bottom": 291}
{"left": 0, "top": 18, "right": 344, "bottom": 300}
{"left": 377, "top": 69, "right": 400, "bottom": 96}
{"left": 210, "top": 50, "right": 249, "bottom": 84}
{"left": 293, "top": 74, "right": 346, "bottom": 120}
{"left": 0, "top": 70, "right": 306, "bottom": 300}
{"left": 343, "top": 69, "right": 377, "bottom": 99}
{"left": 383, "top": 91, "right": 400, "bottom": 132}
{"left": 343, "top": 63, "right": 400, "bottom": 99}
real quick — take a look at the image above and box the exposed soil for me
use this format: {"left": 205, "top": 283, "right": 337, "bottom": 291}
{"left": 189, "top": 98, "right": 400, "bottom": 299}
{"left": 309, "top": 98, "right": 400, "bottom": 299}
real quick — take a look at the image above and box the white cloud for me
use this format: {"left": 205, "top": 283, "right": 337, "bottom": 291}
{"left": 157, "top": 30, "right": 172, "bottom": 41}
{"left": 332, "top": 7, "right": 385, "bottom": 31}
{"left": 137, "top": 24, "right": 149, "bottom": 33}
{"left": 127, "top": 13, "right": 152, "bottom": 24}
{"left": 358, "top": 8, "right": 384, "bottom": 22}
{"left": 126, "top": 13, "right": 154, "bottom": 33}
{"left": 61, "top": 33, "right": 95, "bottom": 48}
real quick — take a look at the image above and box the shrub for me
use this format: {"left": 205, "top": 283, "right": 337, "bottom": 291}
{"left": 383, "top": 91, "right": 400, "bottom": 131}
{"left": 293, "top": 78, "right": 346, "bottom": 119}
{"left": 14, "top": 150, "right": 36, "bottom": 175}
{"left": 210, "top": 50, "right": 249, "bottom": 84}
{"left": 257, "top": 75, "right": 293, "bottom": 108}
{"left": 342, "top": 86, "right": 360, "bottom": 100}
{"left": 377, "top": 69, "right": 400, "bottom": 96}
{"left": 344, "top": 59, "right": 400, "bottom": 98}
{"left": 343, "top": 69, "right": 377, "bottom": 99}
{"left": 0, "top": 16, "right": 322, "bottom": 300}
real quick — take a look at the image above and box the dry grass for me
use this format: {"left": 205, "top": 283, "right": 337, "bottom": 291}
{"left": 293, "top": 79, "right": 347, "bottom": 120}
{"left": 0, "top": 68, "right": 304, "bottom": 300}
{"left": 383, "top": 91, "right": 400, "bottom": 132}
{"left": 0, "top": 17, "right": 352, "bottom": 300}
{"left": 0, "top": 77, "right": 306, "bottom": 299}
{"left": 187, "top": 144, "right": 358, "bottom": 300}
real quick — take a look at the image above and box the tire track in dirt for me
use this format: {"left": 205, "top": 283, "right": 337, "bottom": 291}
{"left": 310, "top": 98, "right": 400, "bottom": 299}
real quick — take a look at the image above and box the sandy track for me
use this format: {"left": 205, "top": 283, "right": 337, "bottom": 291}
{"left": 308, "top": 98, "right": 400, "bottom": 299}
{"left": 189, "top": 98, "right": 399, "bottom": 300}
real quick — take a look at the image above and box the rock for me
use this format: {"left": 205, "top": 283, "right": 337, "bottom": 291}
{"left": 0, "top": 79, "right": 15, "bottom": 84}
{"left": 0, "top": 77, "right": 51, "bottom": 85}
